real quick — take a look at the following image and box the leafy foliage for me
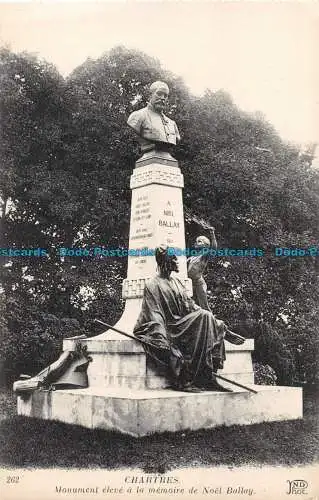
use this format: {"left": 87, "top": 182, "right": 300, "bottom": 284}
{"left": 253, "top": 363, "right": 277, "bottom": 385}
{"left": 0, "top": 46, "right": 318, "bottom": 386}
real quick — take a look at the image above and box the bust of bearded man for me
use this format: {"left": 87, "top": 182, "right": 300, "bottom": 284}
{"left": 127, "top": 81, "right": 180, "bottom": 153}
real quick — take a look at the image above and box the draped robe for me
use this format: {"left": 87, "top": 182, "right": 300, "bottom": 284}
{"left": 133, "top": 274, "right": 226, "bottom": 385}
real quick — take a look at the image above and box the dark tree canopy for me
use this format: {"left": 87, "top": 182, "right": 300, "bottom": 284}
{"left": 0, "top": 46, "right": 318, "bottom": 386}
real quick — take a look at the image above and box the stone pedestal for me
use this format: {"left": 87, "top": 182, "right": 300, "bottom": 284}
{"left": 16, "top": 151, "right": 303, "bottom": 435}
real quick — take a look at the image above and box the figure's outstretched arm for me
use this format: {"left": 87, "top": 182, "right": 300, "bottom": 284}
{"left": 209, "top": 227, "right": 217, "bottom": 250}
{"left": 187, "top": 212, "right": 218, "bottom": 250}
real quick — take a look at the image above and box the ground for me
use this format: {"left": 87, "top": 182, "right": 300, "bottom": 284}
{"left": 0, "top": 388, "right": 318, "bottom": 471}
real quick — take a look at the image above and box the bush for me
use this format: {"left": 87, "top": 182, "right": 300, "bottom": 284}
{"left": 253, "top": 362, "right": 277, "bottom": 385}
{"left": 0, "top": 309, "right": 83, "bottom": 385}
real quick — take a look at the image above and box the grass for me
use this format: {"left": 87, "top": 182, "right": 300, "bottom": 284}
{"left": 0, "top": 388, "right": 318, "bottom": 471}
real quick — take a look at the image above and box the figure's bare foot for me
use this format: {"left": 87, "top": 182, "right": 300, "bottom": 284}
{"left": 200, "top": 380, "right": 233, "bottom": 392}
{"left": 170, "top": 382, "right": 204, "bottom": 393}
{"left": 180, "top": 385, "right": 204, "bottom": 393}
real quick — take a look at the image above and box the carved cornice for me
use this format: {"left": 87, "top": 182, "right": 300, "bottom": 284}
{"left": 130, "top": 166, "right": 184, "bottom": 189}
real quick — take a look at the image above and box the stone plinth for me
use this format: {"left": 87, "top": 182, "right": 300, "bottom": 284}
{"left": 17, "top": 385, "right": 303, "bottom": 437}
{"left": 63, "top": 337, "right": 255, "bottom": 392}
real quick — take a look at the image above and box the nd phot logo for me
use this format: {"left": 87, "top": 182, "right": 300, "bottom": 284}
{"left": 287, "top": 479, "right": 308, "bottom": 495}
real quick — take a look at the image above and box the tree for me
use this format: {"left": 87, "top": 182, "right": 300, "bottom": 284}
{"left": 0, "top": 46, "right": 318, "bottom": 386}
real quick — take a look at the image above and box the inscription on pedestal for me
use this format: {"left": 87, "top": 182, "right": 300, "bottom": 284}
{"left": 157, "top": 200, "right": 184, "bottom": 252}
{"left": 126, "top": 160, "right": 188, "bottom": 287}
{"left": 159, "top": 220, "right": 180, "bottom": 228}
{"left": 130, "top": 195, "right": 153, "bottom": 241}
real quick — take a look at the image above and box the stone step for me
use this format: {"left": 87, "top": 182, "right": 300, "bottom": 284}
{"left": 17, "top": 385, "right": 302, "bottom": 437}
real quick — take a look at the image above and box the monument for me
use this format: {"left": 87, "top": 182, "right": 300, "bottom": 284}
{"left": 15, "top": 81, "right": 302, "bottom": 436}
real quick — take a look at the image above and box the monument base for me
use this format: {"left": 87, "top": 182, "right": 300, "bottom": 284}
{"left": 16, "top": 338, "right": 303, "bottom": 436}
{"left": 17, "top": 385, "right": 303, "bottom": 437}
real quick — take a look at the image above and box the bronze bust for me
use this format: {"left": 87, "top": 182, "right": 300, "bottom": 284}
{"left": 127, "top": 81, "right": 180, "bottom": 153}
